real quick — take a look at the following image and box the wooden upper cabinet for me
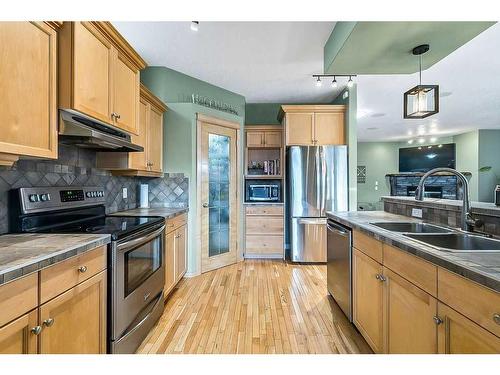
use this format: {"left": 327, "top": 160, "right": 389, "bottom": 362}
{"left": 280, "top": 105, "right": 346, "bottom": 146}
{"left": 148, "top": 105, "right": 164, "bottom": 173}
{"left": 246, "top": 131, "right": 264, "bottom": 147}
{"left": 264, "top": 131, "right": 282, "bottom": 147}
{"left": 383, "top": 268, "right": 438, "bottom": 354}
{"left": 39, "top": 271, "right": 107, "bottom": 354}
{"left": 0, "top": 311, "right": 38, "bottom": 354}
{"left": 437, "top": 302, "right": 500, "bottom": 354}
{"left": 285, "top": 113, "right": 314, "bottom": 145}
{"left": 0, "top": 22, "right": 59, "bottom": 166}
{"left": 314, "top": 112, "right": 345, "bottom": 145}
{"left": 129, "top": 98, "right": 148, "bottom": 170}
{"left": 353, "top": 248, "right": 384, "bottom": 353}
{"left": 59, "top": 22, "right": 146, "bottom": 135}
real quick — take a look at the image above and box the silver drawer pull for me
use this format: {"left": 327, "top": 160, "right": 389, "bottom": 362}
{"left": 78, "top": 265, "right": 88, "bottom": 273}
{"left": 433, "top": 316, "right": 443, "bottom": 325}
{"left": 31, "top": 326, "right": 42, "bottom": 335}
{"left": 494, "top": 313, "right": 500, "bottom": 325}
{"left": 43, "top": 318, "right": 55, "bottom": 327}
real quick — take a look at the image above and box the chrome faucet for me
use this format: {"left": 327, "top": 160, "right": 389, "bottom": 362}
{"left": 415, "top": 167, "right": 478, "bottom": 231}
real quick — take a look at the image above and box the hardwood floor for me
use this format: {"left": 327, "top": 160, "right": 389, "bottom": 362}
{"left": 137, "top": 259, "right": 372, "bottom": 354}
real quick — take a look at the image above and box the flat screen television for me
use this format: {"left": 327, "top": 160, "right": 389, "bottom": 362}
{"left": 399, "top": 143, "right": 456, "bottom": 173}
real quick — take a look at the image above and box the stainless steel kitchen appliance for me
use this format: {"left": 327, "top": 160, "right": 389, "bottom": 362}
{"left": 327, "top": 219, "right": 352, "bottom": 321}
{"left": 287, "top": 146, "right": 348, "bottom": 262}
{"left": 245, "top": 179, "right": 281, "bottom": 202}
{"left": 9, "top": 186, "right": 165, "bottom": 354}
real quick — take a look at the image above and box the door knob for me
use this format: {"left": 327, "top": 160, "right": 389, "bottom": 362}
{"left": 202, "top": 202, "right": 209, "bottom": 208}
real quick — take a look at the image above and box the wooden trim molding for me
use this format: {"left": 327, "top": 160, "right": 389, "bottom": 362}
{"left": 44, "top": 21, "right": 63, "bottom": 30}
{"left": 278, "top": 104, "right": 346, "bottom": 121}
{"left": 197, "top": 113, "right": 240, "bottom": 130}
{"left": 244, "top": 124, "right": 283, "bottom": 131}
{"left": 140, "top": 84, "right": 168, "bottom": 113}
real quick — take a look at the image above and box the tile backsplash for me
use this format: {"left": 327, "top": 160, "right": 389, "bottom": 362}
{"left": 0, "top": 145, "right": 188, "bottom": 234}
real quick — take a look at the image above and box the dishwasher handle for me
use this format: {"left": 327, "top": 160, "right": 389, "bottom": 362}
{"left": 327, "top": 221, "right": 351, "bottom": 237}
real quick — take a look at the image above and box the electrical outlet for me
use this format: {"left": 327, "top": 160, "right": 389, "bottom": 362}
{"left": 122, "top": 188, "right": 128, "bottom": 199}
{"left": 411, "top": 208, "right": 423, "bottom": 218}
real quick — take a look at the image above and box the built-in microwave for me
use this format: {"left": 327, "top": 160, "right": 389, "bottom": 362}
{"left": 245, "top": 180, "right": 281, "bottom": 202}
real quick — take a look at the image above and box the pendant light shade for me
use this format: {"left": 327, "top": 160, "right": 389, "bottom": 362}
{"left": 404, "top": 44, "right": 439, "bottom": 119}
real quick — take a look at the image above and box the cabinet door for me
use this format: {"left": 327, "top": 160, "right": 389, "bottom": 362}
{"left": 175, "top": 225, "right": 187, "bottom": 282}
{"left": 314, "top": 112, "right": 345, "bottom": 145}
{"left": 437, "top": 302, "right": 500, "bottom": 354}
{"left": 113, "top": 51, "right": 140, "bottom": 135}
{"left": 164, "top": 230, "right": 176, "bottom": 296}
{"left": 39, "top": 271, "right": 107, "bottom": 354}
{"left": 384, "top": 268, "right": 438, "bottom": 354}
{"left": 285, "top": 113, "right": 314, "bottom": 145}
{"left": 72, "top": 22, "right": 113, "bottom": 124}
{"left": 148, "top": 106, "right": 163, "bottom": 173}
{"left": 263, "top": 131, "right": 282, "bottom": 147}
{"left": 353, "top": 248, "right": 384, "bottom": 353}
{"left": 0, "top": 310, "right": 38, "bottom": 354}
{"left": 0, "top": 22, "right": 57, "bottom": 161}
{"left": 129, "top": 98, "right": 148, "bottom": 170}
{"left": 246, "top": 131, "right": 264, "bottom": 147}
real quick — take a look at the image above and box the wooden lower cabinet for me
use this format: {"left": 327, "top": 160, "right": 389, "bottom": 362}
{"left": 164, "top": 214, "right": 188, "bottom": 297}
{"left": 245, "top": 205, "right": 284, "bottom": 258}
{"left": 39, "top": 271, "right": 107, "bottom": 354}
{"left": 175, "top": 225, "right": 187, "bottom": 282}
{"left": 0, "top": 310, "right": 38, "bottom": 354}
{"left": 383, "top": 268, "right": 438, "bottom": 354}
{"left": 352, "top": 248, "right": 384, "bottom": 353}
{"left": 437, "top": 302, "right": 500, "bottom": 354}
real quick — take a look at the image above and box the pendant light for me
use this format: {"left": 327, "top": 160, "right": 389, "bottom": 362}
{"left": 403, "top": 44, "right": 439, "bottom": 119}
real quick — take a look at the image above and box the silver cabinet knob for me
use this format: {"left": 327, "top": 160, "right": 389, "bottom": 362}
{"left": 78, "top": 265, "right": 88, "bottom": 273}
{"left": 115, "top": 113, "right": 121, "bottom": 119}
{"left": 375, "top": 274, "right": 380, "bottom": 280}
{"left": 43, "top": 318, "right": 54, "bottom": 327}
{"left": 31, "top": 326, "right": 42, "bottom": 335}
{"left": 493, "top": 313, "right": 500, "bottom": 325}
{"left": 433, "top": 316, "right": 443, "bottom": 325}
{"left": 375, "top": 274, "right": 386, "bottom": 282}
{"left": 202, "top": 202, "right": 209, "bottom": 208}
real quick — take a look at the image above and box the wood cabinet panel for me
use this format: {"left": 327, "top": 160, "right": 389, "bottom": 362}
{"left": 353, "top": 230, "right": 383, "bottom": 263}
{"left": 129, "top": 98, "right": 148, "bottom": 170}
{"left": 246, "top": 216, "right": 283, "bottom": 235}
{"left": 438, "top": 268, "right": 500, "bottom": 337}
{"left": 353, "top": 248, "right": 384, "bottom": 353}
{"left": 384, "top": 268, "right": 438, "bottom": 353}
{"left": 164, "top": 231, "right": 176, "bottom": 297}
{"left": 175, "top": 225, "right": 187, "bottom": 282}
{"left": 72, "top": 22, "right": 113, "bottom": 124}
{"left": 314, "top": 112, "right": 345, "bottom": 145}
{"left": 245, "top": 235, "right": 283, "bottom": 255}
{"left": 0, "top": 310, "right": 38, "bottom": 354}
{"left": 437, "top": 302, "right": 500, "bottom": 354}
{"left": 40, "top": 245, "right": 107, "bottom": 304}
{"left": 0, "top": 22, "right": 57, "bottom": 162}
{"left": 383, "top": 244, "right": 437, "bottom": 296}
{"left": 113, "top": 51, "right": 139, "bottom": 134}
{"left": 245, "top": 205, "right": 283, "bottom": 216}
{"left": 0, "top": 273, "right": 38, "bottom": 328}
{"left": 39, "top": 271, "right": 107, "bottom": 354}
{"left": 148, "top": 106, "right": 163, "bottom": 173}
{"left": 246, "top": 131, "right": 264, "bottom": 147}
{"left": 285, "top": 113, "right": 314, "bottom": 145}
{"left": 166, "top": 213, "right": 188, "bottom": 234}
{"left": 264, "top": 131, "right": 282, "bottom": 147}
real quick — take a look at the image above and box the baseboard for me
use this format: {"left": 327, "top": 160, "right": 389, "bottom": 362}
{"left": 244, "top": 254, "right": 284, "bottom": 259}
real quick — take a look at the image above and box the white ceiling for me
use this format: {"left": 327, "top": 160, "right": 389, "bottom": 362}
{"left": 113, "top": 21, "right": 339, "bottom": 103}
{"left": 356, "top": 22, "right": 500, "bottom": 142}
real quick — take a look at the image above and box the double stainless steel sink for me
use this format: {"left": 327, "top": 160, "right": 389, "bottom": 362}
{"left": 370, "top": 221, "right": 500, "bottom": 253}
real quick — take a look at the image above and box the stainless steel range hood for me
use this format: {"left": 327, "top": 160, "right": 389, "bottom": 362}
{"left": 58, "top": 109, "right": 144, "bottom": 152}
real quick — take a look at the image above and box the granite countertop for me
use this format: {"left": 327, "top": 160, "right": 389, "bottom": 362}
{"left": 0, "top": 233, "right": 111, "bottom": 286}
{"left": 326, "top": 210, "right": 500, "bottom": 292}
{"left": 113, "top": 206, "right": 188, "bottom": 219}
{"left": 382, "top": 196, "right": 500, "bottom": 215}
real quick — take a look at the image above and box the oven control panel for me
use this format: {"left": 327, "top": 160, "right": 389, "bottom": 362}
{"left": 18, "top": 187, "right": 106, "bottom": 214}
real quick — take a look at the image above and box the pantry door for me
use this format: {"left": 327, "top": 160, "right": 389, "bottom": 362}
{"left": 198, "top": 116, "right": 239, "bottom": 273}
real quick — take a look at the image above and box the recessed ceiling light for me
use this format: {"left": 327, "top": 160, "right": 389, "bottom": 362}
{"left": 408, "top": 139, "right": 414, "bottom": 144}
{"left": 190, "top": 21, "right": 199, "bottom": 32}
{"left": 438, "top": 144, "right": 443, "bottom": 148}
{"left": 430, "top": 137, "right": 437, "bottom": 142}
{"left": 418, "top": 146, "right": 423, "bottom": 150}
{"left": 418, "top": 138, "right": 426, "bottom": 144}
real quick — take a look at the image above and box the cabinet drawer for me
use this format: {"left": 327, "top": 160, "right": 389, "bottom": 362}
{"left": 166, "top": 213, "right": 187, "bottom": 234}
{"left": 0, "top": 273, "right": 38, "bottom": 328}
{"left": 438, "top": 268, "right": 500, "bottom": 337}
{"left": 245, "top": 205, "right": 283, "bottom": 216}
{"left": 246, "top": 216, "right": 283, "bottom": 235}
{"left": 383, "top": 244, "right": 437, "bottom": 297}
{"left": 353, "top": 230, "right": 383, "bottom": 263}
{"left": 40, "top": 245, "right": 107, "bottom": 304}
{"left": 245, "top": 235, "right": 283, "bottom": 255}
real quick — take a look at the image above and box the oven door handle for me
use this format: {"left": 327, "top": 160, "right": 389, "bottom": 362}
{"left": 117, "top": 225, "right": 165, "bottom": 252}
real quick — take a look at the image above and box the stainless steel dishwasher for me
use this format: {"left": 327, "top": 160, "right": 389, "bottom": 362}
{"left": 327, "top": 219, "right": 352, "bottom": 321}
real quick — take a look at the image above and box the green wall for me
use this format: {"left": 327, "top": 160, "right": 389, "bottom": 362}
{"left": 245, "top": 103, "right": 283, "bottom": 125}
{"left": 478, "top": 129, "right": 500, "bottom": 202}
{"left": 141, "top": 67, "right": 246, "bottom": 276}
{"left": 453, "top": 131, "right": 479, "bottom": 201}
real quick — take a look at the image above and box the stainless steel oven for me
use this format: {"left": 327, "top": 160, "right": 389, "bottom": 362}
{"left": 245, "top": 180, "right": 281, "bottom": 202}
{"left": 110, "top": 222, "right": 165, "bottom": 353}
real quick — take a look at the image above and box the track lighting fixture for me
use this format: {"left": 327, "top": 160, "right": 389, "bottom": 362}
{"left": 347, "top": 76, "right": 354, "bottom": 88}
{"left": 312, "top": 74, "right": 356, "bottom": 89}
{"left": 331, "top": 76, "right": 337, "bottom": 88}
{"left": 191, "top": 21, "right": 199, "bottom": 32}
{"left": 315, "top": 77, "right": 322, "bottom": 87}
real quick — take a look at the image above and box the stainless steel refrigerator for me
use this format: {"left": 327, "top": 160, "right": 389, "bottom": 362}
{"left": 287, "top": 146, "right": 348, "bottom": 262}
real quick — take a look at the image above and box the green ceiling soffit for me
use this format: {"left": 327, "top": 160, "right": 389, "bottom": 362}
{"left": 324, "top": 21, "right": 496, "bottom": 74}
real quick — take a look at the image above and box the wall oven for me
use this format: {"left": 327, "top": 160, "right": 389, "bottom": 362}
{"left": 245, "top": 180, "right": 281, "bottom": 202}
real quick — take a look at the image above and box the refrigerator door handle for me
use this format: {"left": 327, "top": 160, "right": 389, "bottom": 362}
{"left": 298, "top": 218, "right": 327, "bottom": 225}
